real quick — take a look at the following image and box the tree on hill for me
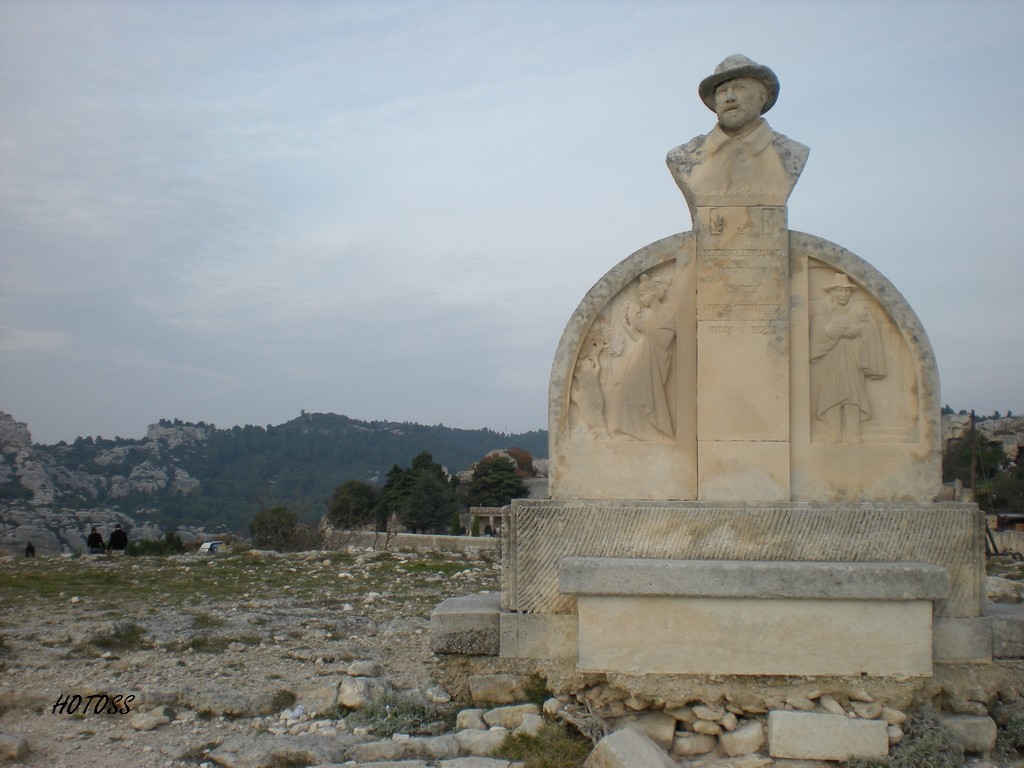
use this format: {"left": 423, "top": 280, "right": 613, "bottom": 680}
{"left": 467, "top": 455, "right": 529, "bottom": 508}
{"left": 250, "top": 505, "right": 318, "bottom": 551}
{"left": 376, "top": 451, "right": 460, "bottom": 534}
{"left": 327, "top": 480, "right": 381, "bottom": 530}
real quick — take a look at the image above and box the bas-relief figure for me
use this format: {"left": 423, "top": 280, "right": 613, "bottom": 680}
{"left": 666, "top": 54, "right": 809, "bottom": 214}
{"left": 811, "top": 272, "right": 887, "bottom": 443}
{"left": 616, "top": 274, "right": 676, "bottom": 440}
{"left": 569, "top": 273, "right": 677, "bottom": 442}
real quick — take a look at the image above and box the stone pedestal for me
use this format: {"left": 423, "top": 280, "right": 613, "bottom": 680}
{"left": 695, "top": 206, "right": 790, "bottom": 499}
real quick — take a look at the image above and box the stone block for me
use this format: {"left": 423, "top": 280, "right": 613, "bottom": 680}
{"left": 629, "top": 710, "right": 678, "bottom": 750}
{"left": 584, "top": 726, "right": 676, "bottom": 768}
{"left": 938, "top": 714, "right": 997, "bottom": 753}
{"left": 499, "top": 611, "right": 577, "bottom": 659}
{"left": 563, "top": 560, "right": 945, "bottom": 675}
{"left": 672, "top": 732, "right": 717, "bottom": 756}
{"left": 456, "top": 708, "right": 487, "bottom": 730}
{"left": 987, "top": 602, "right": 1024, "bottom": 658}
{"left": 560, "top": 558, "right": 950, "bottom": 601}
{"left": 468, "top": 675, "right": 526, "bottom": 706}
{"left": 720, "top": 720, "right": 765, "bottom": 756}
{"left": 767, "top": 710, "right": 888, "bottom": 760}
{"left": 0, "top": 733, "right": 29, "bottom": 760}
{"left": 454, "top": 727, "right": 510, "bottom": 756}
{"left": 430, "top": 593, "right": 500, "bottom": 655}
{"left": 483, "top": 703, "right": 540, "bottom": 729}
{"left": 294, "top": 682, "right": 340, "bottom": 717}
{"left": 514, "top": 713, "right": 545, "bottom": 737}
{"left": 933, "top": 617, "right": 992, "bottom": 663}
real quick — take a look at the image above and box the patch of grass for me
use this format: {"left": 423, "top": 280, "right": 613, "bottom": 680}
{"left": 496, "top": 721, "right": 590, "bottom": 768}
{"left": 347, "top": 691, "right": 457, "bottom": 737}
{"left": 189, "top": 611, "right": 226, "bottom": 630}
{"left": 996, "top": 714, "right": 1024, "bottom": 758}
{"left": 82, "top": 622, "right": 149, "bottom": 651}
{"left": 271, "top": 689, "right": 296, "bottom": 711}
{"left": 845, "top": 714, "right": 964, "bottom": 768}
{"left": 397, "top": 558, "right": 468, "bottom": 576}
{"left": 186, "top": 635, "right": 230, "bottom": 653}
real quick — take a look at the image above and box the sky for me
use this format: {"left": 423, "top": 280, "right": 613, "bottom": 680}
{"left": 1, "top": 0, "right": 1022, "bottom": 446}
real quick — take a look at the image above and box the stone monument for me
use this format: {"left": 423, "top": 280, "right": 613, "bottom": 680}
{"left": 433, "top": 54, "right": 1016, "bottom": 761}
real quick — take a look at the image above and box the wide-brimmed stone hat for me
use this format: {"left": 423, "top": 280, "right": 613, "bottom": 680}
{"left": 824, "top": 272, "right": 856, "bottom": 292}
{"left": 698, "top": 54, "right": 780, "bottom": 114}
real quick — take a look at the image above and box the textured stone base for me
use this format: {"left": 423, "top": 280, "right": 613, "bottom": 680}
{"left": 503, "top": 500, "right": 984, "bottom": 618}
{"left": 988, "top": 602, "right": 1024, "bottom": 659}
{"left": 933, "top": 617, "right": 993, "bottom": 663}
{"left": 576, "top": 595, "right": 934, "bottom": 676}
{"left": 499, "top": 612, "right": 577, "bottom": 659}
{"left": 429, "top": 593, "right": 500, "bottom": 655}
{"left": 768, "top": 710, "right": 888, "bottom": 760}
{"left": 560, "top": 558, "right": 943, "bottom": 676}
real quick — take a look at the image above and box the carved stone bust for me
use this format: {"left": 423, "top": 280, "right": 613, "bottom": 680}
{"left": 666, "top": 54, "right": 809, "bottom": 216}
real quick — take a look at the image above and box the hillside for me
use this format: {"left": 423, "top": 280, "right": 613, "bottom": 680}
{"left": 0, "top": 411, "right": 547, "bottom": 534}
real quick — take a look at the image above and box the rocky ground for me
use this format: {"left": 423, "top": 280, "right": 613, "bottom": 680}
{"left": 1, "top": 546, "right": 1023, "bottom": 768}
{"left": 0, "top": 545, "right": 503, "bottom": 767}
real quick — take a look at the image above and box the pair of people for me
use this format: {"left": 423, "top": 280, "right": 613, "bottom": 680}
{"left": 86, "top": 524, "right": 128, "bottom": 554}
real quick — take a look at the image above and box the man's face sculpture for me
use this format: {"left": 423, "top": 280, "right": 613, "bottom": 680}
{"left": 831, "top": 286, "right": 853, "bottom": 306}
{"left": 713, "top": 76, "right": 767, "bottom": 133}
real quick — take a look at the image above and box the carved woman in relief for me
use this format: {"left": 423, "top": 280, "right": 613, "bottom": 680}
{"left": 810, "top": 272, "right": 886, "bottom": 443}
{"left": 613, "top": 274, "right": 676, "bottom": 440}
{"left": 570, "top": 322, "right": 612, "bottom": 438}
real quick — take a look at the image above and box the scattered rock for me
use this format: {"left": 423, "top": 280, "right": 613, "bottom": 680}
{"left": 0, "top": 733, "right": 29, "bottom": 760}
{"left": 483, "top": 703, "right": 539, "bottom": 730}
{"left": 584, "top": 726, "right": 675, "bottom": 768}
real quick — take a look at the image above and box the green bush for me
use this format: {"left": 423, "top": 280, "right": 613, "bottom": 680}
{"left": 127, "top": 531, "right": 185, "bottom": 556}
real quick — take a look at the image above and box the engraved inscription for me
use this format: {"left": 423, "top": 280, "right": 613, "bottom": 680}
{"left": 703, "top": 248, "right": 783, "bottom": 259}
{"left": 720, "top": 266, "right": 769, "bottom": 275}
{"left": 752, "top": 325, "right": 776, "bottom": 334}
{"left": 708, "top": 325, "right": 735, "bottom": 334}
{"left": 705, "top": 303, "right": 782, "bottom": 317}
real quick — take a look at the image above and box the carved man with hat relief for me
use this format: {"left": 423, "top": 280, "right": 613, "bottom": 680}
{"left": 811, "top": 272, "right": 887, "bottom": 444}
{"left": 666, "top": 54, "right": 809, "bottom": 216}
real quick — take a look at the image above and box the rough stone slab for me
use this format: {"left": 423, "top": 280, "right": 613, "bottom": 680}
{"left": 503, "top": 500, "right": 983, "bottom": 618}
{"left": 987, "top": 601, "right": 1024, "bottom": 658}
{"left": 453, "top": 727, "right": 509, "bottom": 756}
{"left": 584, "top": 726, "right": 677, "bottom": 768}
{"left": 483, "top": 703, "right": 540, "bottom": 729}
{"left": 468, "top": 675, "right": 526, "bottom": 706}
{"left": 627, "top": 710, "right": 677, "bottom": 750}
{"left": 720, "top": 720, "right": 766, "bottom": 756}
{"left": 768, "top": 710, "right": 888, "bottom": 760}
{"left": 933, "top": 617, "right": 992, "bottom": 663}
{"left": 577, "top": 594, "right": 933, "bottom": 676}
{"left": 430, "top": 593, "right": 500, "bottom": 655}
{"left": 499, "top": 611, "right": 577, "bottom": 659}
{"left": 0, "top": 733, "right": 29, "bottom": 760}
{"left": 560, "top": 558, "right": 949, "bottom": 600}
{"left": 938, "top": 714, "right": 997, "bottom": 753}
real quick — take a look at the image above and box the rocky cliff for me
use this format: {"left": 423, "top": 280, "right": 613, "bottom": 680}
{"left": 0, "top": 410, "right": 549, "bottom": 554}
